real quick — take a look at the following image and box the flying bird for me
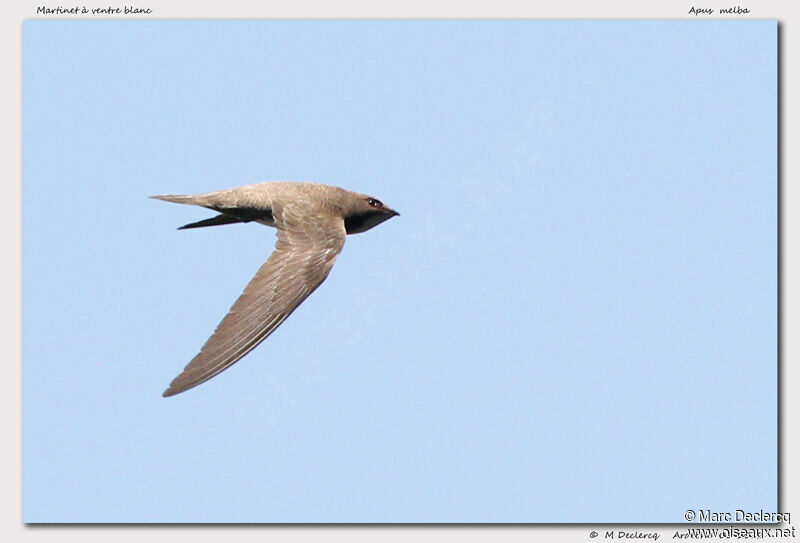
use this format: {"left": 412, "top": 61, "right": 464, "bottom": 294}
{"left": 152, "top": 182, "right": 399, "bottom": 397}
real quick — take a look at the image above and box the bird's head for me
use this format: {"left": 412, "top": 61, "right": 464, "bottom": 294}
{"left": 343, "top": 194, "right": 400, "bottom": 234}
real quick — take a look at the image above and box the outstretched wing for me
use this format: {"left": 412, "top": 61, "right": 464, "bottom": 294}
{"left": 163, "top": 202, "right": 346, "bottom": 397}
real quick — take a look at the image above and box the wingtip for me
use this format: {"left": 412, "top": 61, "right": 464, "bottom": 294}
{"left": 150, "top": 194, "right": 193, "bottom": 204}
{"left": 162, "top": 376, "right": 196, "bottom": 397}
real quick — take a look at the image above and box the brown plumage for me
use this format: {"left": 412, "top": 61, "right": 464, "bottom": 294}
{"left": 152, "top": 182, "right": 399, "bottom": 397}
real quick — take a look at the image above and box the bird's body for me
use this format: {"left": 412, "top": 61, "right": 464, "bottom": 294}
{"left": 153, "top": 182, "right": 398, "bottom": 397}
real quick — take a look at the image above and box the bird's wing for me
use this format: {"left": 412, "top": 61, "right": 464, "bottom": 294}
{"left": 162, "top": 201, "right": 346, "bottom": 397}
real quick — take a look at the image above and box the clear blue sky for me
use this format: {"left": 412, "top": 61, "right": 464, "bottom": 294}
{"left": 23, "top": 20, "right": 776, "bottom": 522}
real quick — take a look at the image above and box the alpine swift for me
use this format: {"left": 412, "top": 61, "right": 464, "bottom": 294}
{"left": 152, "top": 182, "right": 399, "bottom": 397}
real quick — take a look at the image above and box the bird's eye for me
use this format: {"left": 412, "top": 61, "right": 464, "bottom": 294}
{"left": 367, "top": 198, "right": 383, "bottom": 208}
